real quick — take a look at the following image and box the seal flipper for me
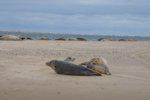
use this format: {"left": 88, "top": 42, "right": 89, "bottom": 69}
{"left": 64, "top": 57, "right": 76, "bottom": 62}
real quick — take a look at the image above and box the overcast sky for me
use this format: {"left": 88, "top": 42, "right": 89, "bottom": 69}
{"left": 0, "top": 0, "right": 150, "bottom": 36}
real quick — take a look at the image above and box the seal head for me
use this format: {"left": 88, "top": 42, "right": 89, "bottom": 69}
{"left": 46, "top": 60, "right": 57, "bottom": 70}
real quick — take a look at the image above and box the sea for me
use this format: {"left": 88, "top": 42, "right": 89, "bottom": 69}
{"left": 0, "top": 31, "right": 150, "bottom": 41}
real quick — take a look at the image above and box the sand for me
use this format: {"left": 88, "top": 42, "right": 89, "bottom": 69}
{"left": 0, "top": 40, "right": 150, "bottom": 100}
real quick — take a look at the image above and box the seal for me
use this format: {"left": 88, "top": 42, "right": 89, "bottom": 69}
{"left": 46, "top": 60, "right": 101, "bottom": 76}
{"left": 80, "top": 57, "right": 111, "bottom": 75}
{"left": 0, "top": 35, "right": 21, "bottom": 41}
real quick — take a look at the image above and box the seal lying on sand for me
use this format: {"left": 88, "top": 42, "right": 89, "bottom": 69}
{"left": 80, "top": 57, "right": 111, "bottom": 75}
{"left": 46, "top": 60, "right": 101, "bottom": 76}
{"left": 0, "top": 35, "right": 21, "bottom": 41}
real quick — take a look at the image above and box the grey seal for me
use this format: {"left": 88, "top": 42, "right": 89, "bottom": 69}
{"left": 46, "top": 60, "right": 101, "bottom": 76}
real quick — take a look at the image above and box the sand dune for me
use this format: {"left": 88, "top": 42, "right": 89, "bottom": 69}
{"left": 0, "top": 41, "right": 150, "bottom": 100}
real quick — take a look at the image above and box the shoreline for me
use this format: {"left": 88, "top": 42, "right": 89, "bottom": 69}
{"left": 0, "top": 33, "right": 150, "bottom": 41}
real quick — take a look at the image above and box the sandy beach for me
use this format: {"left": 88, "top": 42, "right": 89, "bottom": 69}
{"left": 0, "top": 40, "right": 150, "bottom": 100}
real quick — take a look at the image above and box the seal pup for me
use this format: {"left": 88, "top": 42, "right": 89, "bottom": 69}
{"left": 80, "top": 57, "right": 111, "bottom": 75}
{"left": 46, "top": 60, "right": 101, "bottom": 76}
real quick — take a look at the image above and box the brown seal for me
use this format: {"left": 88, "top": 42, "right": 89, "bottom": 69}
{"left": 80, "top": 57, "right": 111, "bottom": 75}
